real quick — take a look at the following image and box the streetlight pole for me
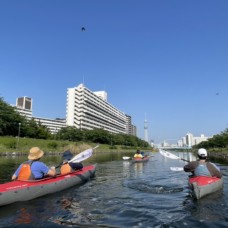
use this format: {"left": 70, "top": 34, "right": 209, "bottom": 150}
{"left": 16, "top": 123, "right": 21, "bottom": 149}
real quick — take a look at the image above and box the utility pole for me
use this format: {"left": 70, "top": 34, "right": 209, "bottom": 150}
{"left": 16, "top": 122, "right": 21, "bottom": 149}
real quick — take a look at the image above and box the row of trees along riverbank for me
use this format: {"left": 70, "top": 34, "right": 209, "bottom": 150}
{"left": 0, "top": 97, "right": 152, "bottom": 154}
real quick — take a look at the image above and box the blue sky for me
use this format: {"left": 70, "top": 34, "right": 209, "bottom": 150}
{"left": 0, "top": 1, "right": 228, "bottom": 144}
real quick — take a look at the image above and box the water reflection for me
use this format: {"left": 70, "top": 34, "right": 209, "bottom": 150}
{"left": 122, "top": 161, "right": 131, "bottom": 178}
{"left": 132, "top": 162, "right": 144, "bottom": 176}
{"left": 15, "top": 207, "right": 32, "bottom": 224}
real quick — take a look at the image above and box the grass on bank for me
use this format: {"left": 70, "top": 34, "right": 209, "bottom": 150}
{"left": 0, "top": 136, "right": 153, "bottom": 155}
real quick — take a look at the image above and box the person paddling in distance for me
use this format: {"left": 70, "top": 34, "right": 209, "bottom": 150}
{"left": 134, "top": 149, "right": 144, "bottom": 159}
{"left": 183, "top": 148, "right": 222, "bottom": 178}
{"left": 12, "top": 147, "right": 56, "bottom": 181}
{"left": 60, "top": 150, "right": 83, "bottom": 175}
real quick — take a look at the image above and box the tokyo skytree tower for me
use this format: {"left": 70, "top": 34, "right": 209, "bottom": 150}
{"left": 144, "top": 116, "right": 149, "bottom": 142}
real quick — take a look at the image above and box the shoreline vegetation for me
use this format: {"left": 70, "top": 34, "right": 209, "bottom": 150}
{"left": 0, "top": 136, "right": 227, "bottom": 163}
{"left": 0, "top": 136, "right": 154, "bottom": 156}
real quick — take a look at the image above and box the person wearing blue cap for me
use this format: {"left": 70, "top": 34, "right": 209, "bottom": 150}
{"left": 60, "top": 150, "right": 83, "bottom": 175}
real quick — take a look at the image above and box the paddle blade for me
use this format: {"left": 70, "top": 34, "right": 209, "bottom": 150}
{"left": 123, "top": 156, "right": 131, "bottom": 160}
{"left": 70, "top": 148, "right": 93, "bottom": 163}
{"left": 159, "top": 149, "right": 180, "bottom": 160}
{"left": 170, "top": 167, "right": 184, "bottom": 171}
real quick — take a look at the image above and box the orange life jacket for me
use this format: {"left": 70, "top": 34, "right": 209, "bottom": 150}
{"left": 17, "top": 161, "right": 35, "bottom": 180}
{"left": 60, "top": 163, "right": 73, "bottom": 175}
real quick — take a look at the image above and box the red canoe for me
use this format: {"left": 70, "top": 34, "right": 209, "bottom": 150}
{"left": 0, "top": 164, "right": 96, "bottom": 207}
{"left": 188, "top": 176, "right": 223, "bottom": 199}
{"left": 132, "top": 156, "right": 150, "bottom": 163}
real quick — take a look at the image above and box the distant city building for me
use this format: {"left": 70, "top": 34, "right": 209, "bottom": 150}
{"left": 182, "top": 136, "right": 186, "bottom": 146}
{"left": 125, "top": 115, "right": 136, "bottom": 136}
{"left": 184, "top": 132, "right": 210, "bottom": 147}
{"left": 186, "top": 132, "right": 194, "bottom": 147}
{"left": 13, "top": 84, "right": 138, "bottom": 137}
{"left": 15, "top": 107, "right": 33, "bottom": 120}
{"left": 66, "top": 83, "right": 136, "bottom": 135}
{"left": 33, "top": 117, "right": 66, "bottom": 134}
{"left": 132, "top": 125, "right": 137, "bottom": 136}
{"left": 193, "top": 134, "right": 210, "bottom": 145}
{"left": 177, "top": 139, "right": 183, "bottom": 147}
{"left": 126, "top": 115, "right": 132, "bottom": 135}
{"left": 15, "top": 97, "right": 32, "bottom": 119}
{"left": 16, "top": 97, "right": 32, "bottom": 110}
{"left": 183, "top": 133, "right": 210, "bottom": 148}
{"left": 14, "top": 96, "right": 66, "bottom": 134}
{"left": 160, "top": 132, "right": 211, "bottom": 149}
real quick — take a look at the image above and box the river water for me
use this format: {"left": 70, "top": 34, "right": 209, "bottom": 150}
{"left": 0, "top": 151, "right": 227, "bottom": 227}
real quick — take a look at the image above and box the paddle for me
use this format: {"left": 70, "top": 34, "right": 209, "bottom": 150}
{"left": 159, "top": 149, "right": 189, "bottom": 172}
{"left": 56, "top": 145, "right": 99, "bottom": 168}
{"left": 123, "top": 156, "right": 132, "bottom": 160}
{"left": 170, "top": 167, "right": 184, "bottom": 171}
{"left": 159, "top": 149, "right": 189, "bottom": 162}
{"left": 69, "top": 145, "right": 99, "bottom": 163}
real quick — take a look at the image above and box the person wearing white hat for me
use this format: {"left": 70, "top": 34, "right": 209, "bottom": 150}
{"left": 183, "top": 148, "right": 222, "bottom": 178}
{"left": 12, "top": 147, "right": 56, "bottom": 180}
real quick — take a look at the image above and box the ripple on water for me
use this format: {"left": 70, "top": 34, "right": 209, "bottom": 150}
{"left": 123, "top": 178, "right": 184, "bottom": 194}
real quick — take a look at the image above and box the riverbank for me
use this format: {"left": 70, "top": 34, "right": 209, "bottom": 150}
{"left": 0, "top": 136, "right": 154, "bottom": 156}
{"left": 208, "top": 151, "right": 228, "bottom": 163}
{"left": 190, "top": 148, "right": 228, "bottom": 163}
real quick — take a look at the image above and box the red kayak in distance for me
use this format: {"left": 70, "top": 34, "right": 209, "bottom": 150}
{"left": 0, "top": 164, "right": 96, "bottom": 207}
{"left": 132, "top": 156, "right": 151, "bottom": 163}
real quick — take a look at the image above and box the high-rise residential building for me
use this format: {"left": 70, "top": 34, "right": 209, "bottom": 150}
{"left": 15, "top": 96, "right": 32, "bottom": 119}
{"left": 184, "top": 133, "right": 210, "bottom": 147}
{"left": 126, "top": 115, "right": 137, "bottom": 136}
{"left": 33, "top": 117, "right": 66, "bottom": 134}
{"left": 13, "top": 84, "right": 137, "bottom": 136}
{"left": 16, "top": 96, "right": 32, "bottom": 110}
{"left": 194, "top": 134, "right": 210, "bottom": 145}
{"left": 66, "top": 83, "right": 135, "bottom": 135}
{"left": 186, "top": 132, "right": 194, "bottom": 147}
{"left": 14, "top": 96, "right": 66, "bottom": 134}
{"left": 132, "top": 125, "right": 137, "bottom": 136}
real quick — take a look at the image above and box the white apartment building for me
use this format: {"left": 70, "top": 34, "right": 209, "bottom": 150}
{"left": 186, "top": 132, "right": 194, "bottom": 147}
{"left": 194, "top": 134, "right": 210, "bottom": 145}
{"left": 15, "top": 97, "right": 33, "bottom": 119}
{"left": 66, "top": 83, "right": 131, "bottom": 135}
{"left": 14, "top": 85, "right": 137, "bottom": 136}
{"left": 184, "top": 132, "right": 210, "bottom": 147}
{"left": 33, "top": 117, "right": 66, "bottom": 134}
{"left": 15, "top": 97, "right": 66, "bottom": 134}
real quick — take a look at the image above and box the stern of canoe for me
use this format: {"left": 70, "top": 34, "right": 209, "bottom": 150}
{"left": 189, "top": 176, "right": 223, "bottom": 199}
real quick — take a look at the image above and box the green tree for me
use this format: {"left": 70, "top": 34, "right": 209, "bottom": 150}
{"left": 0, "top": 97, "right": 25, "bottom": 136}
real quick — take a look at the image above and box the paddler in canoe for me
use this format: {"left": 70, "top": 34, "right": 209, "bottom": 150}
{"left": 183, "top": 148, "right": 222, "bottom": 178}
{"left": 11, "top": 147, "right": 56, "bottom": 181}
{"left": 60, "top": 150, "right": 83, "bottom": 175}
{"left": 134, "top": 149, "right": 144, "bottom": 159}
